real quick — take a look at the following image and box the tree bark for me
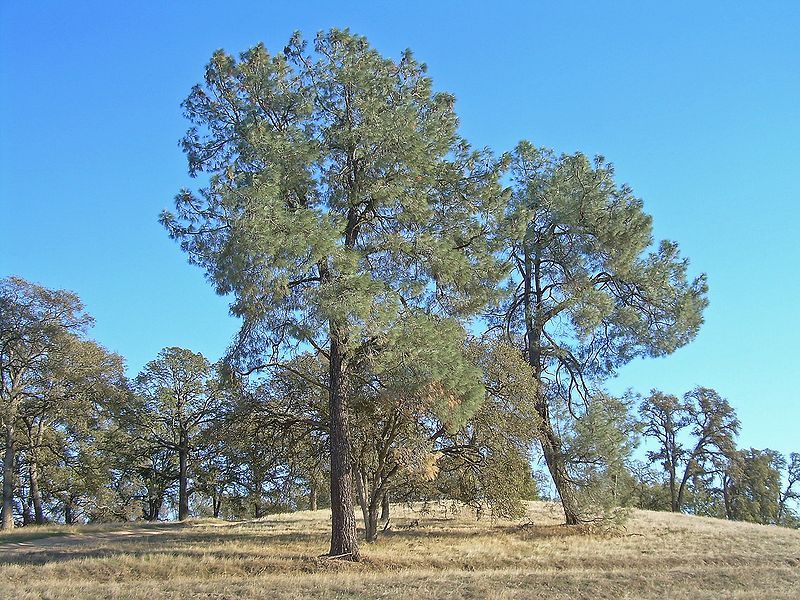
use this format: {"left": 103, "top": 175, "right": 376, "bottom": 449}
{"left": 1, "top": 424, "right": 15, "bottom": 530}
{"left": 380, "top": 492, "right": 390, "bottom": 523}
{"left": 64, "top": 499, "right": 75, "bottom": 524}
{"left": 668, "top": 461, "right": 678, "bottom": 512}
{"left": 354, "top": 468, "right": 380, "bottom": 542}
{"left": 309, "top": 485, "right": 318, "bottom": 511}
{"left": 178, "top": 438, "right": 189, "bottom": 521}
{"left": 145, "top": 492, "right": 163, "bottom": 521}
{"left": 522, "top": 246, "right": 581, "bottom": 526}
{"left": 539, "top": 420, "right": 581, "bottom": 525}
{"left": 213, "top": 494, "right": 221, "bottom": 518}
{"left": 327, "top": 334, "right": 360, "bottom": 560}
{"left": 29, "top": 458, "right": 44, "bottom": 524}
{"left": 722, "top": 473, "right": 733, "bottom": 520}
{"left": 21, "top": 496, "right": 32, "bottom": 526}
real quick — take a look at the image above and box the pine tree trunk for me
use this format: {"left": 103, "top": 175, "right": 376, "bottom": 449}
{"left": 327, "top": 334, "right": 360, "bottom": 560}
{"left": 539, "top": 424, "right": 581, "bottom": 525}
{"left": 1, "top": 424, "right": 15, "bottom": 530}
{"left": 178, "top": 440, "right": 189, "bottom": 521}
{"left": 523, "top": 247, "right": 582, "bottom": 526}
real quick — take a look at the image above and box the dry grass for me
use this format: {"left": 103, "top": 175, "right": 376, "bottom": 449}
{"left": 1, "top": 501, "right": 798, "bottom": 599}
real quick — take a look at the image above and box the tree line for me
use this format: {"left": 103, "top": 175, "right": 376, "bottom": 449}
{"left": 2, "top": 30, "right": 797, "bottom": 558}
{"left": 1, "top": 276, "right": 798, "bottom": 537}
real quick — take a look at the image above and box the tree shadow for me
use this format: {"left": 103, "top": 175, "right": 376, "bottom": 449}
{"left": 0, "top": 528, "right": 326, "bottom": 567}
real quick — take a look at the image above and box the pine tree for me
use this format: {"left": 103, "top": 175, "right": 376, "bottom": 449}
{"left": 497, "top": 142, "right": 708, "bottom": 524}
{"left": 162, "top": 30, "right": 507, "bottom": 558}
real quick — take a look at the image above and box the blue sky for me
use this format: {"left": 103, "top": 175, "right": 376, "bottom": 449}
{"left": 1, "top": 2, "right": 798, "bottom": 458}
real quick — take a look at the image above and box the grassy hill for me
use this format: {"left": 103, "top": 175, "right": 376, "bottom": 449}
{"left": 1, "top": 501, "right": 798, "bottom": 599}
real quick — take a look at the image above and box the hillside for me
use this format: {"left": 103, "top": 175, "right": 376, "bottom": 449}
{"left": 1, "top": 501, "right": 798, "bottom": 599}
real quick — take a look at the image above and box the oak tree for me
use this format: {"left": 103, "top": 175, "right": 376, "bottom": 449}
{"left": 0, "top": 276, "right": 93, "bottom": 529}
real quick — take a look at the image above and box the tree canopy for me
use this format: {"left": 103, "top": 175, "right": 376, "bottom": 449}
{"left": 162, "top": 29, "right": 510, "bottom": 558}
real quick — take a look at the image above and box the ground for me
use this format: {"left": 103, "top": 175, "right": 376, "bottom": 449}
{"left": 1, "top": 501, "right": 798, "bottom": 599}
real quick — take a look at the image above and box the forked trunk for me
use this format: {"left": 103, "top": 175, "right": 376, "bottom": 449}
{"left": 145, "top": 493, "right": 163, "bottom": 521}
{"left": 328, "top": 335, "right": 360, "bottom": 560}
{"left": 354, "top": 468, "right": 380, "bottom": 543}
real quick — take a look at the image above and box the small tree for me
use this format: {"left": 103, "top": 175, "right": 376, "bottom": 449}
{"left": 560, "top": 393, "right": 639, "bottom": 515}
{"left": 639, "top": 386, "right": 739, "bottom": 513}
{"left": 434, "top": 338, "right": 541, "bottom": 519}
{"left": 132, "top": 347, "right": 221, "bottom": 521}
{"left": 722, "top": 448, "right": 782, "bottom": 524}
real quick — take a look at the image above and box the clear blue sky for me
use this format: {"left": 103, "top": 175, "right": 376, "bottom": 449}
{"left": 1, "top": 2, "right": 798, "bottom": 458}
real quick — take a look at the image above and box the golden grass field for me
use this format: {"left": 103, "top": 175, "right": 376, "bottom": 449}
{"left": 1, "top": 501, "right": 798, "bottom": 599}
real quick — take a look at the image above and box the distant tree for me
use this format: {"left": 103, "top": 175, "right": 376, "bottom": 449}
{"left": 132, "top": 348, "right": 222, "bottom": 521}
{"left": 193, "top": 416, "right": 243, "bottom": 519}
{"left": 626, "top": 460, "right": 672, "bottom": 511}
{"left": 0, "top": 276, "right": 93, "bottom": 529}
{"left": 721, "top": 448, "right": 783, "bottom": 524}
{"left": 778, "top": 452, "right": 800, "bottom": 526}
{"left": 639, "top": 387, "right": 739, "bottom": 513}
{"left": 17, "top": 337, "right": 126, "bottom": 524}
{"left": 162, "top": 30, "right": 508, "bottom": 558}
{"left": 495, "top": 143, "right": 708, "bottom": 524}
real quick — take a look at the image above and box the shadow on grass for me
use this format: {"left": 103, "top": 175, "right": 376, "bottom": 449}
{"left": 0, "top": 528, "right": 327, "bottom": 567}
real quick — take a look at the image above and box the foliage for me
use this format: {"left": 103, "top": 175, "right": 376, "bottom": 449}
{"left": 495, "top": 141, "right": 707, "bottom": 524}
{"left": 639, "top": 386, "right": 739, "bottom": 513}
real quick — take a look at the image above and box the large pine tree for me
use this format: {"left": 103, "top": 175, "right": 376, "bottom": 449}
{"left": 162, "top": 30, "right": 507, "bottom": 559}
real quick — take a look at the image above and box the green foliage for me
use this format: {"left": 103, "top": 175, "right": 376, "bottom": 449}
{"left": 724, "top": 448, "right": 784, "bottom": 525}
{"left": 639, "top": 387, "right": 739, "bottom": 514}
{"left": 560, "top": 394, "right": 639, "bottom": 515}
{"left": 0, "top": 276, "right": 112, "bottom": 527}
{"left": 162, "top": 29, "right": 508, "bottom": 372}
{"left": 434, "top": 338, "right": 541, "bottom": 518}
{"left": 500, "top": 142, "right": 708, "bottom": 385}
{"left": 132, "top": 347, "right": 220, "bottom": 436}
{"left": 494, "top": 140, "right": 707, "bottom": 524}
